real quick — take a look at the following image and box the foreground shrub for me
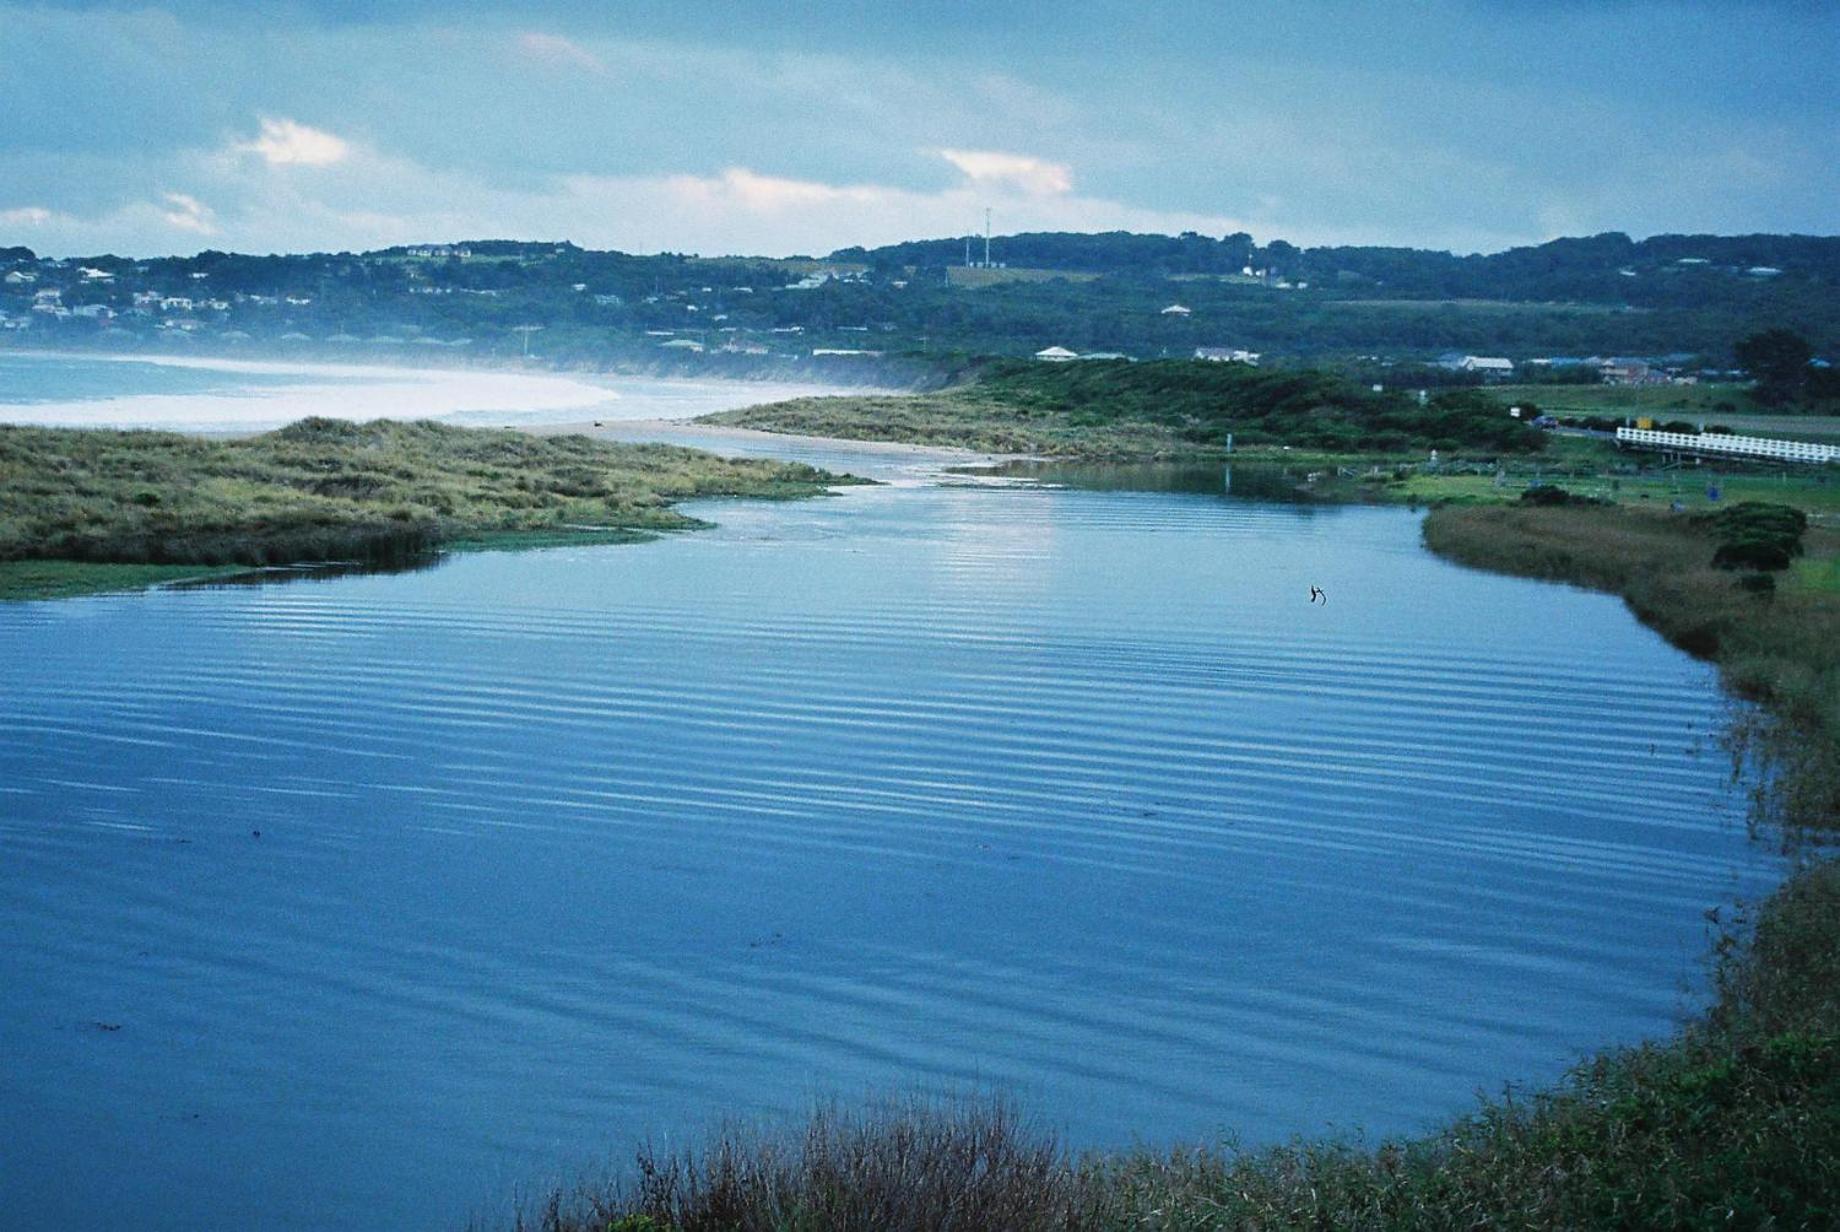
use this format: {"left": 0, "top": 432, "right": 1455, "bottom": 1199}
{"left": 513, "top": 1099, "right": 1099, "bottom": 1232}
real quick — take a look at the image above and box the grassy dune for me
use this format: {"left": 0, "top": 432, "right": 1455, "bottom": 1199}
{"left": 707, "top": 360, "right": 1541, "bottom": 459}
{"left": 508, "top": 502, "right": 1840, "bottom": 1230}
{"left": 0, "top": 418, "right": 848, "bottom": 600}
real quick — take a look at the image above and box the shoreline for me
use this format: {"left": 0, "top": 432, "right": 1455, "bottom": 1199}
{"left": 0, "top": 347, "right": 886, "bottom": 432}
{"left": 534, "top": 416, "right": 1028, "bottom": 466}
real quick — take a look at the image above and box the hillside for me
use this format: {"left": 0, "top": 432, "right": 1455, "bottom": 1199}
{"left": 3, "top": 229, "right": 1836, "bottom": 376}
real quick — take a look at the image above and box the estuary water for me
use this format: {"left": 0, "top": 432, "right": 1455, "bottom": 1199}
{"left": 0, "top": 359, "right": 1784, "bottom": 1231}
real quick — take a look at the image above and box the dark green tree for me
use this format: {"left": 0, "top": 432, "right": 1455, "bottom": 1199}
{"left": 1735, "top": 328, "right": 1814, "bottom": 405}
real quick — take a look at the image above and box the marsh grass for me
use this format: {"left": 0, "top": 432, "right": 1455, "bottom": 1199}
{"left": 0, "top": 418, "right": 847, "bottom": 597}
{"left": 513, "top": 1100, "right": 1103, "bottom": 1232}
{"left": 707, "top": 361, "right": 1538, "bottom": 459}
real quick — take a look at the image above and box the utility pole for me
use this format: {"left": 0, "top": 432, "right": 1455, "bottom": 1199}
{"left": 983, "top": 207, "right": 992, "bottom": 268}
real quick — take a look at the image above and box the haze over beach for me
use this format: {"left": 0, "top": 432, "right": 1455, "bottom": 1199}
{"left": 4, "top": 5, "right": 1840, "bottom": 1232}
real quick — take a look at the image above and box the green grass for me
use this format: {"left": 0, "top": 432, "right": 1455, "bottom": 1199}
{"left": 1488, "top": 383, "right": 1840, "bottom": 441}
{"left": 709, "top": 360, "right": 1543, "bottom": 459}
{"left": 945, "top": 265, "right": 1102, "bottom": 286}
{"left": 1338, "top": 297, "right": 1628, "bottom": 314}
{"left": 1382, "top": 465, "right": 1840, "bottom": 515}
{"left": 0, "top": 559, "right": 248, "bottom": 601}
{"left": 0, "top": 418, "right": 851, "bottom": 600}
{"left": 1490, "top": 382, "right": 1765, "bottom": 415}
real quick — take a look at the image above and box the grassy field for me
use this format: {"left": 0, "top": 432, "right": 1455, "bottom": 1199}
{"left": 0, "top": 418, "right": 847, "bottom": 600}
{"left": 1374, "top": 461, "right": 1840, "bottom": 515}
{"left": 1489, "top": 382, "right": 1764, "bottom": 415}
{"left": 945, "top": 266, "right": 1102, "bottom": 287}
{"left": 1339, "top": 298, "right": 1629, "bottom": 314}
{"left": 1485, "top": 382, "right": 1840, "bottom": 443}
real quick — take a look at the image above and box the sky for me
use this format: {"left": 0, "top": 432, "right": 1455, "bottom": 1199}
{"left": 2, "top": 1, "right": 1836, "bottom": 259}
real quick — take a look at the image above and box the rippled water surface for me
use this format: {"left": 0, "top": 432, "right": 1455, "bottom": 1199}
{"left": 0, "top": 456, "right": 1780, "bottom": 1230}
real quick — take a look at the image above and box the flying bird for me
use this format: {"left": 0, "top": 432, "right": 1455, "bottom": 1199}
{"left": 1309, "top": 586, "right": 1326, "bottom": 605}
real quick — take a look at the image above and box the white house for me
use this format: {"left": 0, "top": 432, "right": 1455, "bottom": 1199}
{"left": 1196, "top": 347, "right": 1260, "bottom": 365}
{"left": 1457, "top": 356, "right": 1514, "bottom": 376}
{"left": 1035, "top": 345, "right": 1079, "bottom": 362}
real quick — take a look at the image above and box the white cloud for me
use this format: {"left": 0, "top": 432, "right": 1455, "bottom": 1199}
{"left": 159, "top": 192, "right": 216, "bottom": 234}
{"left": 237, "top": 117, "right": 349, "bottom": 167}
{"left": 937, "top": 148, "right": 1073, "bottom": 195}
{"left": 0, "top": 206, "right": 58, "bottom": 227}
{"left": 514, "top": 32, "right": 608, "bottom": 75}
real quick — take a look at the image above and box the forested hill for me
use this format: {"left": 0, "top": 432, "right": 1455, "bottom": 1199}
{"left": 833, "top": 231, "right": 1840, "bottom": 308}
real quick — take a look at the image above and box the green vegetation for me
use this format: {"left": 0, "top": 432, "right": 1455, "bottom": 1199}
{"left": 709, "top": 359, "right": 1542, "bottom": 458}
{"left": 0, "top": 559, "right": 249, "bottom": 601}
{"left": 0, "top": 418, "right": 847, "bottom": 600}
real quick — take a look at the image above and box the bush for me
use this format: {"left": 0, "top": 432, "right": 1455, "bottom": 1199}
{"left": 1715, "top": 537, "right": 1796, "bottom": 571}
{"left": 1520, "top": 485, "right": 1605, "bottom": 507}
{"left": 1702, "top": 502, "right": 1808, "bottom": 572}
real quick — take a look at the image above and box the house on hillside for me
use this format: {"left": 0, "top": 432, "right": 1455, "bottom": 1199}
{"left": 1196, "top": 347, "right": 1260, "bottom": 365}
{"left": 1035, "top": 346, "right": 1079, "bottom": 362}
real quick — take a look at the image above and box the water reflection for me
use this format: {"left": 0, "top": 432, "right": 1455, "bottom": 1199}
{"left": 960, "top": 460, "right": 1332, "bottom": 504}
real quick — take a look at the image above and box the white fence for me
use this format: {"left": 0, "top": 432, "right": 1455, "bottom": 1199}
{"left": 1615, "top": 426, "right": 1840, "bottom": 465}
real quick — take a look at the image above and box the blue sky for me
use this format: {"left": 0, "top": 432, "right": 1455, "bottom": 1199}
{"left": 3, "top": 1, "right": 1835, "bottom": 257}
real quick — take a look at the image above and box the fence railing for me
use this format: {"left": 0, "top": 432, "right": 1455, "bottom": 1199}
{"left": 1615, "top": 427, "right": 1839, "bottom": 465}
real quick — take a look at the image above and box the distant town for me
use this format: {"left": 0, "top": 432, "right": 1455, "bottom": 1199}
{"left": 1, "top": 230, "right": 1835, "bottom": 398}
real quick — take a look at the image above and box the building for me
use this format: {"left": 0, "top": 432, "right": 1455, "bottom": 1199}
{"left": 1457, "top": 356, "right": 1514, "bottom": 377}
{"left": 1195, "top": 347, "right": 1259, "bottom": 365}
{"left": 1600, "top": 358, "right": 1652, "bottom": 386}
{"left": 1035, "top": 346, "right": 1079, "bottom": 362}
